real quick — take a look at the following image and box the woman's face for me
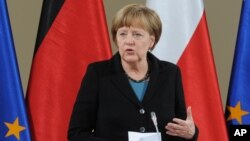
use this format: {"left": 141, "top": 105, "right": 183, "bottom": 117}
{"left": 116, "top": 26, "right": 155, "bottom": 63}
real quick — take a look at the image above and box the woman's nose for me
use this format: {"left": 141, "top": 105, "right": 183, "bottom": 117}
{"left": 124, "top": 34, "right": 135, "bottom": 45}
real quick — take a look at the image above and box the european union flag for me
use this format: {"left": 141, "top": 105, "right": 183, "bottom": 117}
{"left": 0, "top": 0, "right": 32, "bottom": 140}
{"left": 226, "top": 0, "right": 250, "bottom": 125}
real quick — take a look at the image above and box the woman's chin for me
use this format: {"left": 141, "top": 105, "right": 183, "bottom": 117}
{"left": 123, "top": 56, "right": 138, "bottom": 63}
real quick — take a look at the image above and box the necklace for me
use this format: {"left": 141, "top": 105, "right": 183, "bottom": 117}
{"left": 126, "top": 71, "right": 150, "bottom": 83}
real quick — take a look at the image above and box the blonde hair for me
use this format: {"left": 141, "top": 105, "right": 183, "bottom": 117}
{"left": 111, "top": 4, "right": 162, "bottom": 49}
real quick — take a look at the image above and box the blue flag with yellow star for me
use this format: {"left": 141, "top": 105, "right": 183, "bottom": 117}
{"left": 0, "top": 0, "right": 32, "bottom": 140}
{"left": 226, "top": 0, "right": 250, "bottom": 126}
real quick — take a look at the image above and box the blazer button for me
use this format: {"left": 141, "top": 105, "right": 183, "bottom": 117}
{"left": 140, "top": 127, "right": 146, "bottom": 132}
{"left": 139, "top": 108, "right": 145, "bottom": 114}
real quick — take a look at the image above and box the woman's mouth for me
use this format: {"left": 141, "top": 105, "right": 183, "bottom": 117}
{"left": 125, "top": 49, "right": 135, "bottom": 55}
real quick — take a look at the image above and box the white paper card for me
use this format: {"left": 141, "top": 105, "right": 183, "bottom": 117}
{"left": 128, "top": 131, "right": 161, "bottom": 141}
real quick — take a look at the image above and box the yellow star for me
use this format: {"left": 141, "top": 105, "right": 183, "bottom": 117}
{"left": 227, "top": 101, "right": 250, "bottom": 124}
{"left": 4, "top": 117, "right": 26, "bottom": 140}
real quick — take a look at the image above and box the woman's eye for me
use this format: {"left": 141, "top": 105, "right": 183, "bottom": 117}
{"left": 119, "top": 33, "right": 127, "bottom": 36}
{"left": 133, "top": 33, "right": 143, "bottom": 39}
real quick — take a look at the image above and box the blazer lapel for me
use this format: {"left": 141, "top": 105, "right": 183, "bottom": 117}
{"left": 142, "top": 69, "right": 160, "bottom": 105}
{"left": 110, "top": 73, "right": 140, "bottom": 106}
{"left": 109, "top": 53, "right": 140, "bottom": 106}
{"left": 142, "top": 53, "right": 162, "bottom": 105}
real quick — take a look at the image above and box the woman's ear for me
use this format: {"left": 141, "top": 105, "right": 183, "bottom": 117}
{"left": 149, "top": 35, "right": 155, "bottom": 50}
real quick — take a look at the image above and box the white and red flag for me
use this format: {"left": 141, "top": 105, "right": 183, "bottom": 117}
{"left": 146, "top": 0, "right": 229, "bottom": 140}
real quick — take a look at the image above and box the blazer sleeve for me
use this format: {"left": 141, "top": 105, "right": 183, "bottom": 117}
{"left": 175, "top": 66, "right": 186, "bottom": 119}
{"left": 67, "top": 64, "right": 106, "bottom": 141}
{"left": 175, "top": 67, "right": 199, "bottom": 141}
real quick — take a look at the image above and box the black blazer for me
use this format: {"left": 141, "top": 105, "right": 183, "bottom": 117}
{"left": 68, "top": 52, "right": 198, "bottom": 141}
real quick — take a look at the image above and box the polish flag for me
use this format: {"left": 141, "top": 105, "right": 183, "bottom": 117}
{"left": 146, "top": 0, "right": 229, "bottom": 140}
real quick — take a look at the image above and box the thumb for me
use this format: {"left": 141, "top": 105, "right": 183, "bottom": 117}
{"left": 186, "top": 106, "right": 193, "bottom": 121}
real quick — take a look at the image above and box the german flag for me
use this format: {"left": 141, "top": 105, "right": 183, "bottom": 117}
{"left": 26, "top": 0, "right": 112, "bottom": 141}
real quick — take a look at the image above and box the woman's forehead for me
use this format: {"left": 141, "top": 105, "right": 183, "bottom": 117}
{"left": 120, "top": 18, "right": 147, "bottom": 29}
{"left": 118, "top": 26, "right": 146, "bottom": 32}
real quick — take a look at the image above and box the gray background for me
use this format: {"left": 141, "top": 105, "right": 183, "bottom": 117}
{"left": 7, "top": 0, "right": 242, "bottom": 109}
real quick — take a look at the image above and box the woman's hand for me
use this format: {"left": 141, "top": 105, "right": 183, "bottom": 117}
{"left": 165, "top": 106, "right": 195, "bottom": 139}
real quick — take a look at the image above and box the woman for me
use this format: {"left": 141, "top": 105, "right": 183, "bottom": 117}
{"left": 68, "top": 4, "right": 198, "bottom": 141}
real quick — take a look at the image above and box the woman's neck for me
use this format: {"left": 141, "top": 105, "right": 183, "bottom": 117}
{"left": 122, "top": 59, "right": 149, "bottom": 81}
